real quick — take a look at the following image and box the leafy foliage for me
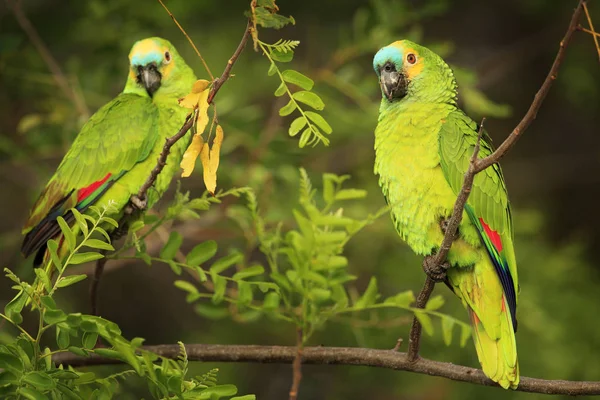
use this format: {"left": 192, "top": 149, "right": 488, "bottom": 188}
{"left": 0, "top": 205, "right": 253, "bottom": 399}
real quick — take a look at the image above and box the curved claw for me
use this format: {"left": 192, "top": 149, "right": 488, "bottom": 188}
{"left": 130, "top": 195, "right": 147, "bottom": 211}
{"left": 422, "top": 255, "right": 450, "bottom": 282}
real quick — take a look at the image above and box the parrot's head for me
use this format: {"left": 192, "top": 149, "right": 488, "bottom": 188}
{"left": 373, "top": 40, "right": 457, "bottom": 104}
{"left": 128, "top": 37, "right": 188, "bottom": 97}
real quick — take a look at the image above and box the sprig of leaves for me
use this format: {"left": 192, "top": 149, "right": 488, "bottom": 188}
{"left": 259, "top": 40, "right": 333, "bottom": 147}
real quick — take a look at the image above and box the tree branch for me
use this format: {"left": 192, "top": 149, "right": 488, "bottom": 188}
{"left": 407, "top": 0, "right": 585, "bottom": 360}
{"left": 52, "top": 344, "right": 600, "bottom": 396}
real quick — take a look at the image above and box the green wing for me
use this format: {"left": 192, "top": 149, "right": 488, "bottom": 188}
{"left": 438, "top": 109, "right": 518, "bottom": 327}
{"left": 22, "top": 93, "right": 159, "bottom": 258}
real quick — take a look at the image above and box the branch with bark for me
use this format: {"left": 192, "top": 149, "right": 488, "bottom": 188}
{"left": 406, "top": 0, "right": 586, "bottom": 361}
{"left": 52, "top": 344, "right": 600, "bottom": 396}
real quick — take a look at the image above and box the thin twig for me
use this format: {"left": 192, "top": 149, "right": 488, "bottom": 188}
{"left": 579, "top": 25, "right": 600, "bottom": 38}
{"left": 207, "top": 20, "right": 253, "bottom": 105}
{"left": 289, "top": 328, "right": 303, "bottom": 400}
{"left": 53, "top": 344, "right": 600, "bottom": 396}
{"left": 7, "top": 0, "right": 89, "bottom": 117}
{"left": 582, "top": 2, "right": 600, "bottom": 63}
{"left": 407, "top": 0, "right": 584, "bottom": 362}
{"left": 157, "top": 0, "right": 214, "bottom": 80}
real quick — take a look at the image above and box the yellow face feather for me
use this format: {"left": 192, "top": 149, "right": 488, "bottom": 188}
{"left": 389, "top": 41, "right": 424, "bottom": 80}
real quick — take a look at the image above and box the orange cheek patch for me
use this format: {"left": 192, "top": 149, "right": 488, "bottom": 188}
{"left": 402, "top": 47, "right": 424, "bottom": 80}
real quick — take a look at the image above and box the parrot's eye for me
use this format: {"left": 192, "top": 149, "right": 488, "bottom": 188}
{"left": 406, "top": 53, "right": 417, "bottom": 64}
{"left": 164, "top": 51, "right": 172, "bottom": 63}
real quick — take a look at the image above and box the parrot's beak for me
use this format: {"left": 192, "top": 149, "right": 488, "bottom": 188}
{"left": 380, "top": 67, "right": 407, "bottom": 101}
{"left": 137, "top": 64, "right": 162, "bottom": 97}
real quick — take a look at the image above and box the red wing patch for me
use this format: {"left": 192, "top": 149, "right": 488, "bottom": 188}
{"left": 77, "top": 173, "right": 112, "bottom": 202}
{"left": 479, "top": 217, "right": 503, "bottom": 252}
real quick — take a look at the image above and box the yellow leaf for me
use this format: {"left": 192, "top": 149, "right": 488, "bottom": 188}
{"left": 200, "top": 125, "right": 225, "bottom": 194}
{"left": 177, "top": 79, "right": 210, "bottom": 109}
{"left": 180, "top": 134, "right": 204, "bottom": 178}
{"left": 195, "top": 89, "right": 210, "bottom": 134}
{"left": 192, "top": 79, "right": 210, "bottom": 93}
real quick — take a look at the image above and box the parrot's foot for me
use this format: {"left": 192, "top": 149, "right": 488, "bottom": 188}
{"left": 422, "top": 255, "right": 450, "bottom": 282}
{"left": 130, "top": 195, "right": 147, "bottom": 211}
{"left": 439, "top": 218, "right": 450, "bottom": 235}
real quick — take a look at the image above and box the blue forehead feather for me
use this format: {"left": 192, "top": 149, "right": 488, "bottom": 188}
{"left": 131, "top": 51, "right": 164, "bottom": 67}
{"left": 373, "top": 46, "right": 403, "bottom": 74}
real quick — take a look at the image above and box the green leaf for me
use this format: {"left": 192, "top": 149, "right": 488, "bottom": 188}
{"left": 186, "top": 241, "right": 217, "bottom": 266}
{"left": 5, "top": 290, "right": 27, "bottom": 324}
{"left": 34, "top": 269, "right": 52, "bottom": 293}
{"left": 292, "top": 91, "right": 324, "bottom": 110}
{"left": 83, "top": 332, "right": 98, "bottom": 349}
{"left": 237, "top": 281, "right": 253, "bottom": 305}
{"left": 168, "top": 260, "right": 182, "bottom": 275}
{"left": 210, "top": 251, "right": 243, "bottom": 274}
{"left": 194, "top": 303, "right": 230, "bottom": 319}
{"left": 263, "top": 292, "right": 280, "bottom": 310}
{"left": 334, "top": 189, "right": 367, "bottom": 201}
{"left": 267, "top": 62, "right": 278, "bottom": 75}
{"left": 298, "top": 127, "right": 311, "bottom": 148}
{"left": 17, "top": 386, "right": 47, "bottom": 400}
{"left": 308, "top": 288, "right": 331, "bottom": 303}
{"left": 101, "top": 216, "right": 119, "bottom": 228}
{"left": 254, "top": 7, "right": 295, "bottom": 29}
{"left": 70, "top": 252, "right": 103, "bottom": 265}
{"left": 384, "top": 290, "right": 415, "bottom": 308}
{"left": 46, "top": 239, "right": 62, "bottom": 270}
{"left": 71, "top": 208, "right": 88, "bottom": 237}
{"left": 415, "top": 311, "right": 434, "bottom": 336}
{"left": 56, "top": 326, "right": 70, "bottom": 349}
{"left": 282, "top": 70, "right": 314, "bottom": 90}
{"left": 40, "top": 295, "right": 57, "bottom": 310}
{"left": 232, "top": 396, "right": 256, "bottom": 400}
{"left": 23, "top": 371, "right": 55, "bottom": 390}
{"left": 270, "top": 49, "right": 293, "bottom": 62}
{"left": 174, "top": 280, "right": 198, "bottom": 295}
{"left": 68, "top": 346, "right": 88, "bottom": 357}
{"left": 57, "top": 216, "right": 75, "bottom": 251}
{"left": 211, "top": 275, "right": 227, "bottom": 304}
{"left": 288, "top": 116, "right": 307, "bottom": 137}
{"left": 93, "top": 348, "right": 123, "bottom": 360}
{"left": 56, "top": 274, "right": 87, "bottom": 288}
{"left": 84, "top": 239, "right": 114, "bottom": 251}
{"left": 459, "top": 324, "right": 472, "bottom": 347}
{"left": 425, "top": 294, "right": 445, "bottom": 311}
{"left": 232, "top": 265, "right": 265, "bottom": 281}
{"left": 279, "top": 99, "right": 296, "bottom": 116}
{"left": 274, "top": 82, "right": 287, "bottom": 96}
{"left": 199, "top": 384, "right": 238, "bottom": 398}
{"left": 0, "top": 352, "right": 23, "bottom": 373}
{"left": 305, "top": 111, "right": 332, "bottom": 134}
{"left": 441, "top": 317, "right": 455, "bottom": 346}
{"left": 44, "top": 309, "right": 67, "bottom": 325}
{"left": 354, "top": 277, "right": 378, "bottom": 309}
{"left": 160, "top": 231, "right": 183, "bottom": 261}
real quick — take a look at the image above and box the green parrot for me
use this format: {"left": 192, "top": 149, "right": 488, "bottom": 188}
{"left": 22, "top": 37, "right": 196, "bottom": 265}
{"left": 372, "top": 40, "right": 519, "bottom": 389}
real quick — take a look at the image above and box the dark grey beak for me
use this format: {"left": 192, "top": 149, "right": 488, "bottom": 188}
{"left": 137, "top": 64, "right": 162, "bottom": 97}
{"left": 380, "top": 65, "right": 407, "bottom": 101}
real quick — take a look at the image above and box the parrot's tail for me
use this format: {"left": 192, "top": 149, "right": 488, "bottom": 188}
{"left": 468, "top": 296, "right": 519, "bottom": 389}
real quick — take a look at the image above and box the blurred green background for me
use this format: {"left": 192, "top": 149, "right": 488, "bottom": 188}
{"left": 1, "top": 0, "right": 600, "bottom": 399}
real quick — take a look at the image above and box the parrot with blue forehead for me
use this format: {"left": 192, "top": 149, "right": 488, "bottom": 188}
{"left": 372, "top": 40, "right": 519, "bottom": 389}
{"left": 22, "top": 37, "right": 196, "bottom": 265}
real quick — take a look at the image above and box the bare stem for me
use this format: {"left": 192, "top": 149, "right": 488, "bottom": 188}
{"left": 289, "top": 328, "right": 303, "bottom": 400}
{"left": 53, "top": 344, "right": 600, "bottom": 396}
